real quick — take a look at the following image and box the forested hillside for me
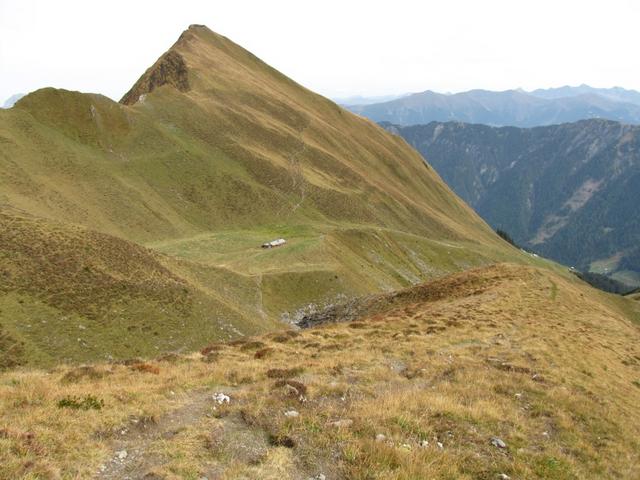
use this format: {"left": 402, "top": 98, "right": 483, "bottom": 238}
{"left": 385, "top": 119, "right": 640, "bottom": 286}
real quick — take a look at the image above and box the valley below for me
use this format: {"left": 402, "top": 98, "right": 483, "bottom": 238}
{"left": 383, "top": 120, "right": 640, "bottom": 288}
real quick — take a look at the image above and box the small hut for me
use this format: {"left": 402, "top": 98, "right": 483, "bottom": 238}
{"left": 261, "top": 238, "right": 286, "bottom": 249}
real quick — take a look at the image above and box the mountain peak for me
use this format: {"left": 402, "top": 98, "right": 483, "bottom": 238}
{"left": 176, "top": 23, "right": 217, "bottom": 44}
{"left": 120, "top": 24, "right": 220, "bottom": 105}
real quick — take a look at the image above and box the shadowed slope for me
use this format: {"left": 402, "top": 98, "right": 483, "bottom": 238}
{"left": 384, "top": 120, "right": 640, "bottom": 286}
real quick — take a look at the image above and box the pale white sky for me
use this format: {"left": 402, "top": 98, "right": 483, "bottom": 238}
{"left": 1, "top": 0, "right": 639, "bottom": 103}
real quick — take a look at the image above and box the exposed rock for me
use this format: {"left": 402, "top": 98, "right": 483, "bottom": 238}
{"left": 120, "top": 50, "right": 190, "bottom": 105}
{"left": 115, "top": 450, "right": 128, "bottom": 460}
{"left": 491, "top": 437, "right": 507, "bottom": 449}
{"left": 284, "top": 410, "right": 299, "bottom": 418}
{"left": 212, "top": 393, "right": 230, "bottom": 404}
{"left": 297, "top": 297, "right": 369, "bottom": 328}
{"left": 375, "top": 433, "right": 387, "bottom": 442}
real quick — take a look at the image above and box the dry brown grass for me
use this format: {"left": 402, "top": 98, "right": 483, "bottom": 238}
{"left": 129, "top": 363, "right": 161, "bottom": 375}
{"left": 0, "top": 212, "right": 191, "bottom": 319}
{"left": 1, "top": 264, "right": 640, "bottom": 479}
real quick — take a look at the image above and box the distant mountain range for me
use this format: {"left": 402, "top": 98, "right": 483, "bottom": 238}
{"left": 349, "top": 85, "right": 640, "bottom": 127}
{"left": 529, "top": 84, "right": 640, "bottom": 104}
{"left": 332, "top": 93, "right": 408, "bottom": 106}
{"left": 384, "top": 119, "right": 640, "bottom": 286}
{"left": 1, "top": 93, "right": 24, "bottom": 109}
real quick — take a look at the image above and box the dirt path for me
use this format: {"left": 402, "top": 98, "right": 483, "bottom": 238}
{"left": 276, "top": 117, "right": 311, "bottom": 219}
{"left": 95, "top": 383, "right": 314, "bottom": 480}
{"left": 96, "top": 388, "right": 223, "bottom": 480}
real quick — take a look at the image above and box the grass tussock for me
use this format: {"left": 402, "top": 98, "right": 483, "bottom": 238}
{"left": 57, "top": 394, "right": 105, "bottom": 411}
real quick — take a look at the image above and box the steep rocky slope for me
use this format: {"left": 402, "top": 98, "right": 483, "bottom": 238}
{"left": 385, "top": 119, "right": 640, "bottom": 286}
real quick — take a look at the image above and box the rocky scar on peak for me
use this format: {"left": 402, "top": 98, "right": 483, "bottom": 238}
{"left": 120, "top": 50, "right": 190, "bottom": 105}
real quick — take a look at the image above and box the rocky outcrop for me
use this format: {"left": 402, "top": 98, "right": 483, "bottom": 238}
{"left": 120, "top": 50, "right": 190, "bottom": 105}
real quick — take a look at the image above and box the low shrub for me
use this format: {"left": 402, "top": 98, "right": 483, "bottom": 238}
{"left": 129, "top": 362, "right": 160, "bottom": 374}
{"left": 57, "top": 395, "right": 104, "bottom": 410}
{"left": 254, "top": 347, "right": 275, "bottom": 359}
{"left": 265, "top": 367, "right": 304, "bottom": 379}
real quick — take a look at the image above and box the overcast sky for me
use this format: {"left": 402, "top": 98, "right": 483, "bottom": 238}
{"left": 1, "top": 0, "right": 640, "bottom": 103}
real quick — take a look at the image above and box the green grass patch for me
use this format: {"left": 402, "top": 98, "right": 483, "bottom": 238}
{"left": 57, "top": 395, "right": 105, "bottom": 410}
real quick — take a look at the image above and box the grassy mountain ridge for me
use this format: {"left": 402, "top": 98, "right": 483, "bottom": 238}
{"left": 0, "top": 25, "right": 525, "bottom": 365}
{"left": 384, "top": 119, "right": 640, "bottom": 286}
{"left": 2, "top": 263, "right": 639, "bottom": 478}
{"left": 2, "top": 26, "right": 495, "bottom": 244}
{"left": 0, "top": 211, "right": 280, "bottom": 368}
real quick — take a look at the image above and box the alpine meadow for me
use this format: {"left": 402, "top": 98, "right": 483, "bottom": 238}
{"left": 1, "top": 21, "right": 640, "bottom": 480}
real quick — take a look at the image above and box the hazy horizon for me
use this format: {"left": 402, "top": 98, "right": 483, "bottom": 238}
{"left": 2, "top": 0, "right": 639, "bottom": 103}
{"left": 332, "top": 84, "right": 640, "bottom": 103}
